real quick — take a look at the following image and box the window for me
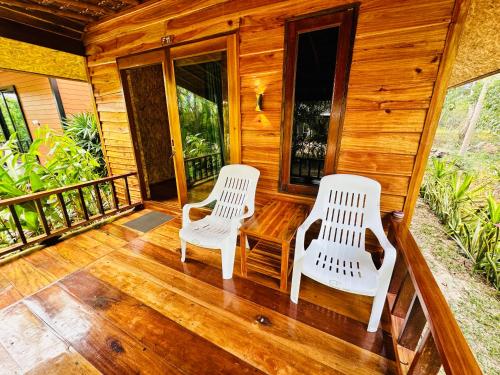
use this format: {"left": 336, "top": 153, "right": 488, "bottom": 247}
{"left": 0, "top": 86, "right": 32, "bottom": 152}
{"left": 280, "top": 7, "right": 357, "bottom": 195}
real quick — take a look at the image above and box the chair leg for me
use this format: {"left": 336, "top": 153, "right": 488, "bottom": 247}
{"left": 290, "top": 261, "right": 302, "bottom": 303}
{"left": 221, "top": 243, "right": 236, "bottom": 279}
{"left": 180, "top": 239, "right": 187, "bottom": 263}
{"left": 367, "top": 280, "right": 390, "bottom": 332}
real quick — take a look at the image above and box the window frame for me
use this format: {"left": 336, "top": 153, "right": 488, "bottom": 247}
{"left": 0, "top": 85, "right": 32, "bottom": 152}
{"left": 279, "top": 6, "right": 358, "bottom": 195}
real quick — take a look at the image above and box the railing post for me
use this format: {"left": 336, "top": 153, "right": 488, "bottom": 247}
{"left": 408, "top": 330, "right": 441, "bottom": 375}
{"left": 110, "top": 179, "right": 119, "bottom": 210}
{"left": 389, "top": 211, "right": 407, "bottom": 295}
{"left": 124, "top": 176, "right": 131, "bottom": 206}
{"left": 94, "top": 184, "right": 105, "bottom": 215}
{"left": 34, "top": 199, "right": 50, "bottom": 235}
{"left": 8, "top": 205, "right": 27, "bottom": 244}
{"left": 78, "top": 188, "right": 90, "bottom": 221}
{"left": 57, "top": 193, "right": 71, "bottom": 228}
{"left": 398, "top": 295, "right": 427, "bottom": 350}
{"left": 392, "top": 272, "right": 415, "bottom": 318}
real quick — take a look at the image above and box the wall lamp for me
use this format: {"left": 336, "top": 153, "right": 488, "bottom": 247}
{"left": 255, "top": 93, "right": 263, "bottom": 112}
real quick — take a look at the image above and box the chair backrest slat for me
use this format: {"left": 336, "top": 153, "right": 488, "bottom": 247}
{"left": 314, "top": 174, "right": 381, "bottom": 253}
{"left": 210, "top": 165, "right": 259, "bottom": 221}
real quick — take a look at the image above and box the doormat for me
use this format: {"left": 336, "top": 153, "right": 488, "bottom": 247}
{"left": 123, "top": 211, "right": 173, "bottom": 232}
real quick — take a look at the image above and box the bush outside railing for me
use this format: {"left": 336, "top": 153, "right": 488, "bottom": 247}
{"left": 420, "top": 157, "right": 499, "bottom": 289}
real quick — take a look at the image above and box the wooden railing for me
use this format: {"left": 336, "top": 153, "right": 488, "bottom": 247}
{"left": 0, "top": 172, "right": 142, "bottom": 257}
{"left": 387, "top": 213, "right": 482, "bottom": 375}
{"left": 184, "top": 152, "right": 222, "bottom": 187}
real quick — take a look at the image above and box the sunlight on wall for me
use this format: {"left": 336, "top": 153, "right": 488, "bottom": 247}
{"left": 0, "top": 37, "right": 87, "bottom": 81}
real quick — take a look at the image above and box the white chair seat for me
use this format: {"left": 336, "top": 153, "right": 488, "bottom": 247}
{"left": 180, "top": 164, "right": 260, "bottom": 279}
{"left": 301, "top": 239, "right": 379, "bottom": 296}
{"left": 179, "top": 217, "right": 232, "bottom": 249}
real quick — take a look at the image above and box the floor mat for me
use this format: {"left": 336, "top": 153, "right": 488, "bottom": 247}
{"left": 123, "top": 211, "right": 173, "bottom": 232}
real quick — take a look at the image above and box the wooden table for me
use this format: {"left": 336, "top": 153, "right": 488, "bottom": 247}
{"left": 240, "top": 200, "right": 310, "bottom": 291}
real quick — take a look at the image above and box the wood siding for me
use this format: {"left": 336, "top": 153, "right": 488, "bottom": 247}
{"left": 84, "top": 0, "right": 461, "bottom": 218}
{"left": 0, "top": 70, "right": 60, "bottom": 135}
{"left": 56, "top": 78, "right": 93, "bottom": 116}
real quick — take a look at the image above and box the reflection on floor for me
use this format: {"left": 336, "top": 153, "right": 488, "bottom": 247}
{"left": 0, "top": 201, "right": 396, "bottom": 374}
{"left": 187, "top": 179, "right": 216, "bottom": 203}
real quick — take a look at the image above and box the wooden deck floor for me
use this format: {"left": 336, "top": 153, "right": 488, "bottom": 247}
{"left": 0, "top": 201, "right": 397, "bottom": 374}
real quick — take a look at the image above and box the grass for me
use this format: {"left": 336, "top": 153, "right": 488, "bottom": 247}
{"left": 411, "top": 199, "right": 500, "bottom": 374}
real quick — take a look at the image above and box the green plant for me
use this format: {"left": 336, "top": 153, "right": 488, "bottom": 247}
{"left": 421, "top": 157, "right": 500, "bottom": 289}
{"left": 0, "top": 127, "right": 110, "bottom": 248}
{"left": 63, "top": 112, "right": 106, "bottom": 176}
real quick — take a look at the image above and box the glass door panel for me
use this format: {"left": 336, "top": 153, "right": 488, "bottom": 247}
{"left": 173, "top": 51, "right": 229, "bottom": 203}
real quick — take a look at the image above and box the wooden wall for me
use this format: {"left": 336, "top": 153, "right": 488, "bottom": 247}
{"left": 84, "top": 0, "right": 462, "bottom": 219}
{"left": 56, "top": 78, "right": 93, "bottom": 116}
{"left": 0, "top": 70, "right": 61, "bottom": 135}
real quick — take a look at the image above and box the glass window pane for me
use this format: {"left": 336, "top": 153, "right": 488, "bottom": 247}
{"left": 0, "top": 88, "right": 31, "bottom": 152}
{"left": 174, "top": 52, "right": 229, "bottom": 203}
{"left": 290, "top": 27, "right": 339, "bottom": 186}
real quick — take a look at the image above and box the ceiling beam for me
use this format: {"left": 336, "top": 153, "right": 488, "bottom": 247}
{"left": 52, "top": 0, "right": 115, "bottom": 16}
{"left": 0, "top": 0, "right": 96, "bottom": 22}
{"left": 4, "top": 3, "right": 85, "bottom": 31}
{"left": 0, "top": 18, "right": 85, "bottom": 55}
{"left": 0, "top": 6, "right": 83, "bottom": 39}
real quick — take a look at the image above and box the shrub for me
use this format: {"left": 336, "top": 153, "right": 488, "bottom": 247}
{"left": 63, "top": 112, "right": 106, "bottom": 176}
{"left": 0, "top": 127, "right": 111, "bottom": 248}
{"left": 421, "top": 157, "right": 500, "bottom": 289}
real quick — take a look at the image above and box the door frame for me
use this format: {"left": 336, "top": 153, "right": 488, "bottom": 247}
{"left": 117, "top": 49, "right": 170, "bottom": 201}
{"left": 117, "top": 33, "right": 241, "bottom": 206}
{"left": 164, "top": 33, "right": 241, "bottom": 205}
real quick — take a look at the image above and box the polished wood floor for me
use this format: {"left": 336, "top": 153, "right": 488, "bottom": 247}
{"left": 0, "top": 201, "right": 397, "bottom": 374}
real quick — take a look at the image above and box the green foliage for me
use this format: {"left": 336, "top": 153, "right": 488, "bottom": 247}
{"left": 0, "top": 127, "right": 111, "bottom": 248}
{"left": 63, "top": 112, "right": 106, "bottom": 176}
{"left": 439, "top": 75, "right": 500, "bottom": 132}
{"left": 184, "top": 133, "right": 219, "bottom": 158}
{"left": 421, "top": 157, "right": 500, "bottom": 288}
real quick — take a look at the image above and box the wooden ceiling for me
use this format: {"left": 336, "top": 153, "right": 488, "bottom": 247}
{"left": 0, "top": 0, "right": 147, "bottom": 55}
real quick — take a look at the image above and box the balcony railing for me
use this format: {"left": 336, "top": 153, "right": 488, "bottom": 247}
{"left": 184, "top": 152, "right": 222, "bottom": 187}
{"left": 387, "top": 214, "right": 482, "bottom": 374}
{"left": 0, "top": 172, "right": 142, "bottom": 258}
{"left": 291, "top": 156, "right": 324, "bottom": 184}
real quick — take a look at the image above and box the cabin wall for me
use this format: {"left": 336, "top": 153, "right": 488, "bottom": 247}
{"left": 0, "top": 70, "right": 61, "bottom": 135}
{"left": 85, "top": 0, "right": 460, "bottom": 218}
{"left": 56, "top": 78, "right": 93, "bottom": 116}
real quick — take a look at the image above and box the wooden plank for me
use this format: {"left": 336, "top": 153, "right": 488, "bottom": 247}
{"left": 398, "top": 296, "right": 427, "bottom": 351}
{"left": 126, "top": 234, "right": 393, "bottom": 353}
{"left": 87, "top": 251, "right": 396, "bottom": 374}
{"left": 0, "top": 272, "right": 22, "bottom": 309}
{"left": 61, "top": 270, "right": 262, "bottom": 374}
{"left": 0, "top": 258, "right": 56, "bottom": 296}
{"left": 340, "top": 132, "right": 421, "bottom": 155}
{"left": 0, "top": 302, "right": 100, "bottom": 374}
{"left": 25, "top": 284, "right": 181, "bottom": 374}
{"left": 392, "top": 272, "right": 415, "bottom": 318}
{"left": 390, "top": 219, "right": 481, "bottom": 374}
{"left": 337, "top": 151, "right": 415, "bottom": 176}
{"left": 407, "top": 330, "right": 442, "bottom": 375}
{"left": 22, "top": 249, "right": 77, "bottom": 280}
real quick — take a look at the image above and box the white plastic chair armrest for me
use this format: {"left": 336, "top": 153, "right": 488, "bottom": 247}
{"left": 371, "top": 225, "right": 397, "bottom": 275}
{"left": 182, "top": 197, "right": 216, "bottom": 226}
{"left": 294, "top": 210, "right": 322, "bottom": 262}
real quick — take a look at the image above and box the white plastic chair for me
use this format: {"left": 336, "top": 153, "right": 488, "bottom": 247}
{"left": 290, "top": 174, "right": 396, "bottom": 332}
{"left": 179, "top": 164, "right": 260, "bottom": 279}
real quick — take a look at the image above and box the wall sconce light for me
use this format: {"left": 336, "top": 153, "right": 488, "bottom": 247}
{"left": 255, "top": 93, "right": 263, "bottom": 112}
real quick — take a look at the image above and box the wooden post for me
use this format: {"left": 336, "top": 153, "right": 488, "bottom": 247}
{"left": 408, "top": 330, "right": 442, "bottom": 375}
{"left": 78, "top": 188, "right": 89, "bottom": 221}
{"left": 8, "top": 205, "right": 27, "bottom": 244}
{"left": 57, "top": 193, "right": 71, "bottom": 228}
{"left": 94, "top": 184, "right": 105, "bottom": 215}
{"left": 110, "top": 180, "right": 119, "bottom": 210}
{"left": 34, "top": 199, "right": 50, "bottom": 235}
{"left": 124, "top": 176, "right": 131, "bottom": 206}
{"left": 398, "top": 295, "right": 427, "bottom": 350}
{"left": 392, "top": 272, "right": 415, "bottom": 318}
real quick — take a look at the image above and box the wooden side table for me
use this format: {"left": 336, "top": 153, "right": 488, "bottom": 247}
{"left": 240, "top": 199, "right": 310, "bottom": 291}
